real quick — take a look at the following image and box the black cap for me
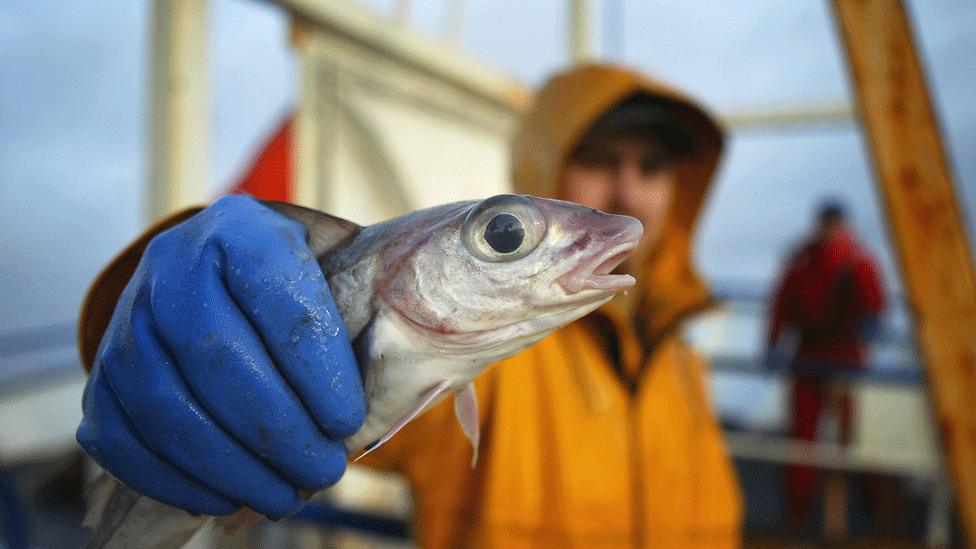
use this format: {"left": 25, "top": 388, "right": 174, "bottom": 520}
{"left": 580, "top": 94, "right": 697, "bottom": 156}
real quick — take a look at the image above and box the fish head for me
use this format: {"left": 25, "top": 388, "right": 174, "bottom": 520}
{"left": 379, "top": 194, "right": 643, "bottom": 362}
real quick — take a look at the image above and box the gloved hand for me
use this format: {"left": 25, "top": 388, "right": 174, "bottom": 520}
{"left": 76, "top": 195, "right": 366, "bottom": 518}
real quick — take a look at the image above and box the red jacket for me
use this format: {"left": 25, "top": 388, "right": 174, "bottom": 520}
{"left": 768, "top": 229, "right": 885, "bottom": 367}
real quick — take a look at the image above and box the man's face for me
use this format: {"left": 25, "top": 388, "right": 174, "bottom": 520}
{"left": 562, "top": 132, "right": 676, "bottom": 267}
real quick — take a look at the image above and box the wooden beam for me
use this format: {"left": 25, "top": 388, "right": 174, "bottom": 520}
{"left": 147, "top": 0, "right": 211, "bottom": 222}
{"left": 832, "top": 1, "right": 976, "bottom": 546}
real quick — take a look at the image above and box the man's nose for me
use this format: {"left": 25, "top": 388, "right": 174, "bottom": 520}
{"left": 613, "top": 158, "right": 642, "bottom": 197}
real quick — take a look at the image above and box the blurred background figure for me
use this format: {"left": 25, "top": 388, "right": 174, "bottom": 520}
{"left": 766, "top": 199, "right": 885, "bottom": 537}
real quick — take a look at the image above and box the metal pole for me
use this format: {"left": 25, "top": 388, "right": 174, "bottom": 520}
{"left": 570, "top": 0, "right": 594, "bottom": 63}
{"left": 147, "top": 0, "right": 211, "bottom": 222}
{"left": 719, "top": 102, "right": 854, "bottom": 131}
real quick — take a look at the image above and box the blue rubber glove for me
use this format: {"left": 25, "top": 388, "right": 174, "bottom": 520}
{"left": 76, "top": 195, "right": 366, "bottom": 518}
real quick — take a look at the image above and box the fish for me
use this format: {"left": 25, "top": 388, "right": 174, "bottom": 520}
{"left": 83, "top": 194, "right": 643, "bottom": 548}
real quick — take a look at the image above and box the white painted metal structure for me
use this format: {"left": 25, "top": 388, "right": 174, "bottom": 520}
{"left": 143, "top": 0, "right": 861, "bottom": 224}
{"left": 283, "top": 0, "right": 528, "bottom": 224}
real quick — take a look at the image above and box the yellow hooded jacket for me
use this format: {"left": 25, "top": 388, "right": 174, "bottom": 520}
{"left": 78, "top": 64, "right": 742, "bottom": 548}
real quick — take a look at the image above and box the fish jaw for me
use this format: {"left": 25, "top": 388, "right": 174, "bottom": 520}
{"left": 545, "top": 199, "right": 643, "bottom": 295}
{"left": 557, "top": 239, "right": 639, "bottom": 294}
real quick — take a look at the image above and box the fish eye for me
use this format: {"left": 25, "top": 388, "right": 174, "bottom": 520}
{"left": 485, "top": 213, "right": 524, "bottom": 253}
{"left": 462, "top": 195, "right": 547, "bottom": 262}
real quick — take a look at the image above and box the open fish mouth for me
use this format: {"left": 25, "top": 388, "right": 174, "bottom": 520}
{"left": 558, "top": 240, "right": 639, "bottom": 294}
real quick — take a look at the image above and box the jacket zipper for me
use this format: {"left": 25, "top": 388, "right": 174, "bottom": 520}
{"left": 628, "top": 382, "right": 645, "bottom": 548}
{"left": 566, "top": 316, "right": 649, "bottom": 546}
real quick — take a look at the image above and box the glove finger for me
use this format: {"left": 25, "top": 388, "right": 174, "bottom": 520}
{"left": 77, "top": 366, "right": 238, "bottom": 516}
{"left": 221, "top": 207, "right": 366, "bottom": 440}
{"left": 100, "top": 300, "right": 303, "bottom": 519}
{"left": 152, "top": 257, "right": 349, "bottom": 492}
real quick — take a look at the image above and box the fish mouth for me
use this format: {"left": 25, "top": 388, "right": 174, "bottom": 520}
{"left": 558, "top": 240, "right": 639, "bottom": 295}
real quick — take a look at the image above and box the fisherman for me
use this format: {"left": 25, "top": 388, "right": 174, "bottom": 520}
{"left": 77, "top": 63, "right": 742, "bottom": 546}
{"left": 766, "top": 199, "right": 886, "bottom": 532}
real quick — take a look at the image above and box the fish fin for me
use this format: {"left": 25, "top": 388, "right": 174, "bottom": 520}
{"left": 353, "top": 379, "right": 453, "bottom": 463}
{"left": 262, "top": 201, "right": 361, "bottom": 257}
{"left": 454, "top": 382, "right": 480, "bottom": 468}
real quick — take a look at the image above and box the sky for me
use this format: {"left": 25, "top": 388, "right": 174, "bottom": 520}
{"left": 1, "top": 0, "right": 974, "bottom": 331}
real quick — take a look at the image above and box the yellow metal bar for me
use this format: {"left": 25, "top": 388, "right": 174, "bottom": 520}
{"left": 833, "top": 1, "right": 976, "bottom": 545}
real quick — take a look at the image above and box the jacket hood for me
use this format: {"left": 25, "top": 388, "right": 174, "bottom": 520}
{"left": 512, "top": 63, "right": 725, "bottom": 345}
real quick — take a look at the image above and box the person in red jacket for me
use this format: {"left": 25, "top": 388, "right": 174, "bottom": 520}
{"left": 766, "top": 199, "right": 885, "bottom": 530}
